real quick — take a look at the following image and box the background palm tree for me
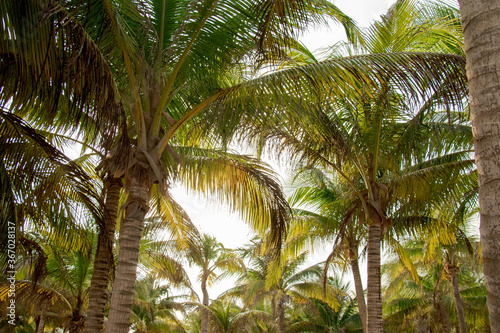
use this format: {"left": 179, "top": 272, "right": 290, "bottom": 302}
{"left": 224, "top": 237, "right": 345, "bottom": 333}
{"left": 287, "top": 166, "right": 369, "bottom": 332}
{"left": 213, "top": 2, "right": 471, "bottom": 330}
{"left": 184, "top": 233, "right": 245, "bottom": 333}
{"left": 288, "top": 286, "right": 363, "bottom": 333}
{"left": 130, "top": 276, "right": 187, "bottom": 333}
{"left": 0, "top": 229, "right": 95, "bottom": 333}
{"left": 382, "top": 236, "right": 488, "bottom": 332}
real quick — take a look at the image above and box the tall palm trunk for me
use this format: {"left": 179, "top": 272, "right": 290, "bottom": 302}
{"left": 459, "top": 1, "right": 500, "bottom": 331}
{"left": 349, "top": 246, "right": 367, "bottom": 333}
{"left": 106, "top": 166, "right": 152, "bottom": 333}
{"left": 447, "top": 252, "right": 467, "bottom": 333}
{"left": 433, "top": 277, "right": 452, "bottom": 333}
{"left": 86, "top": 177, "right": 122, "bottom": 333}
{"left": 36, "top": 310, "right": 46, "bottom": 333}
{"left": 450, "top": 268, "right": 467, "bottom": 333}
{"left": 200, "top": 273, "right": 210, "bottom": 333}
{"left": 277, "top": 297, "right": 286, "bottom": 333}
{"left": 366, "top": 223, "right": 382, "bottom": 333}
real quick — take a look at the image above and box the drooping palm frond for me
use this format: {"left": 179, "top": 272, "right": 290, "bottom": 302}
{"left": 0, "top": 109, "right": 103, "bottom": 271}
{"left": 0, "top": 0, "right": 130, "bottom": 145}
{"left": 148, "top": 186, "right": 199, "bottom": 247}
{"left": 0, "top": 233, "right": 94, "bottom": 331}
{"left": 250, "top": 0, "right": 359, "bottom": 60}
{"left": 194, "top": 50, "right": 466, "bottom": 152}
{"left": 176, "top": 147, "right": 290, "bottom": 250}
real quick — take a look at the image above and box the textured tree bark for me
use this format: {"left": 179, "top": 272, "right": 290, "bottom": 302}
{"left": 459, "top": 1, "right": 500, "bottom": 331}
{"left": 434, "top": 290, "right": 452, "bottom": 333}
{"left": 86, "top": 178, "right": 122, "bottom": 333}
{"left": 200, "top": 273, "right": 210, "bottom": 333}
{"left": 449, "top": 265, "right": 467, "bottom": 333}
{"left": 349, "top": 247, "right": 367, "bottom": 333}
{"left": 36, "top": 311, "right": 45, "bottom": 333}
{"left": 105, "top": 166, "right": 151, "bottom": 333}
{"left": 277, "top": 297, "right": 286, "bottom": 333}
{"left": 366, "top": 223, "right": 382, "bottom": 333}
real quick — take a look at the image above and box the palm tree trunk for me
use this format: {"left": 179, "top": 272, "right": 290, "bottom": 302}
{"left": 366, "top": 223, "right": 382, "bottom": 333}
{"left": 86, "top": 177, "right": 122, "bottom": 333}
{"left": 277, "top": 298, "right": 286, "bottom": 333}
{"left": 450, "top": 269, "right": 467, "bottom": 333}
{"left": 201, "top": 276, "right": 210, "bottom": 333}
{"left": 447, "top": 252, "right": 467, "bottom": 333}
{"left": 106, "top": 167, "right": 151, "bottom": 333}
{"left": 459, "top": 1, "right": 500, "bottom": 331}
{"left": 36, "top": 310, "right": 45, "bottom": 333}
{"left": 349, "top": 248, "right": 367, "bottom": 333}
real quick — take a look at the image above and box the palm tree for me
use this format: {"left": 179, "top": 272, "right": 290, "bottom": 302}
{"left": 287, "top": 166, "right": 369, "bottom": 331}
{"left": 382, "top": 237, "right": 489, "bottom": 332}
{"left": 79, "top": 130, "right": 293, "bottom": 332}
{"left": 382, "top": 193, "right": 485, "bottom": 332}
{"left": 225, "top": 237, "right": 345, "bottom": 333}
{"left": 190, "top": 299, "right": 274, "bottom": 333}
{"left": 0, "top": 230, "right": 95, "bottom": 333}
{"left": 288, "top": 290, "right": 363, "bottom": 333}
{"left": 183, "top": 233, "right": 245, "bottom": 333}
{"left": 0, "top": 108, "right": 103, "bottom": 272}
{"left": 458, "top": 1, "right": 500, "bottom": 330}
{"left": 130, "top": 276, "right": 187, "bottom": 333}
{"left": 0, "top": 107, "right": 106, "bottom": 332}
{"left": 216, "top": 2, "right": 471, "bottom": 331}
{"left": 86, "top": 175, "right": 123, "bottom": 333}
{"left": 1, "top": 2, "right": 358, "bottom": 331}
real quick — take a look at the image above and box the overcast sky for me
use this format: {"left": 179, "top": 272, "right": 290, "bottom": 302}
{"left": 299, "top": 0, "right": 398, "bottom": 51}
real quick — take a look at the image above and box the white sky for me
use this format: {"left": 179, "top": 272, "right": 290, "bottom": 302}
{"left": 171, "top": 0, "right": 398, "bottom": 300}
{"left": 299, "top": 0, "right": 398, "bottom": 51}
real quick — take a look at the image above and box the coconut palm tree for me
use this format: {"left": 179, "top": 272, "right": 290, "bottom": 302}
{"left": 183, "top": 233, "right": 245, "bottom": 333}
{"left": 0, "top": 230, "right": 95, "bottom": 333}
{"left": 130, "top": 275, "right": 187, "bottom": 333}
{"left": 381, "top": 188, "right": 482, "bottom": 332}
{"left": 287, "top": 166, "right": 369, "bottom": 332}
{"left": 1, "top": 2, "right": 359, "bottom": 331}
{"left": 458, "top": 1, "right": 500, "bottom": 330}
{"left": 189, "top": 299, "right": 275, "bottom": 333}
{"left": 0, "top": 107, "right": 105, "bottom": 332}
{"left": 0, "top": 108, "right": 103, "bottom": 273}
{"left": 224, "top": 237, "right": 345, "bottom": 333}
{"left": 213, "top": 2, "right": 471, "bottom": 331}
{"left": 288, "top": 289, "right": 363, "bottom": 333}
{"left": 286, "top": 162, "right": 476, "bottom": 333}
{"left": 382, "top": 236, "right": 489, "bottom": 332}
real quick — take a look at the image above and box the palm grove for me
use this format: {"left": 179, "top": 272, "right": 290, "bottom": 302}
{"left": 0, "top": 0, "right": 498, "bottom": 332}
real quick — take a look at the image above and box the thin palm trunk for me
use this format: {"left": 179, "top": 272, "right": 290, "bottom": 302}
{"left": 434, "top": 285, "right": 452, "bottom": 333}
{"left": 201, "top": 274, "right": 210, "bottom": 333}
{"left": 69, "top": 304, "right": 86, "bottom": 333}
{"left": 106, "top": 166, "right": 151, "bottom": 333}
{"left": 448, "top": 252, "right": 467, "bottom": 333}
{"left": 349, "top": 248, "right": 367, "bottom": 333}
{"left": 86, "top": 178, "right": 122, "bottom": 333}
{"left": 366, "top": 223, "right": 382, "bottom": 333}
{"left": 450, "top": 269, "right": 467, "bottom": 333}
{"left": 459, "top": 1, "right": 500, "bottom": 331}
{"left": 277, "top": 297, "right": 286, "bottom": 333}
{"left": 36, "top": 310, "right": 45, "bottom": 333}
